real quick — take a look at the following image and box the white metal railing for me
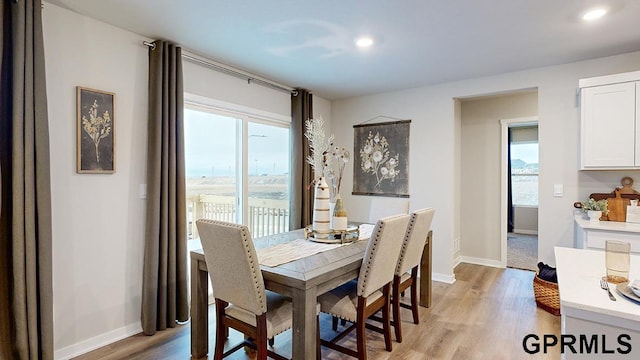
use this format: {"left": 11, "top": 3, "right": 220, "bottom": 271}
{"left": 188, "top": 194, "right": 289, "bottom": 239}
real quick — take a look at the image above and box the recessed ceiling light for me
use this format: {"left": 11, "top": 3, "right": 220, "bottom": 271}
{"left": 582, "top": 8, "right": 607, "bottom": 21}
{"left": 355, "top": 36, "right": 374, "bottom": 48}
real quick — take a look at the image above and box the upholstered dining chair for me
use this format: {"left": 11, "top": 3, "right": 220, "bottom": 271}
{"left": 392, "top": 207, "right": 435, "bottom": 343}
{"left": 318, "top": 214, "right": 410, "bottom": 360}
{"left": 196, "top": 219, "right": 292, "bottom": 360}
{"left": 367, "top": 197, "right": 409, "bottom": 224}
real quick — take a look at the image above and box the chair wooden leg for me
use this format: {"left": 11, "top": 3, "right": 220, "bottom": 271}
{"left": 410, "top": 268, "right": 420, "bottom": 324}
{"left": 392, "top": 275, "right": 403, "bottom": 343}
{"left": 356, "top": 297, "right": 367, "bottom": 360}
{"left": 317, "top": 315, "right": 322, "bottom": 360}
{"left": 332, "top": 316, "right": 338, "bottom": 331}
{"left": 382, "top": 284, "right": 393, "bottom": 352}
{"left": 268, "top": 337, "right": 274, "bottom": 347}
{"left": 214, "top": 300, "right": 228, "bottom": 360}
{"left": 256, "top": 314, "right": 268, "bottom": 360}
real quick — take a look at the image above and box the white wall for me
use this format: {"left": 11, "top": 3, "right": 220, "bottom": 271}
{"left": 514, "top": 206, "right": 538, "bottom": 234}
{"left": 460, "top": 92, "right": 538, "bottom": 264}
{"left": 43, "top": 4, "right": 149, "bottom": 358}
{"left": 43, "top": 3, "right": 316, "bottom": 358}
{"left": 332, "top": 51, "right": 640, "bottom": 282}
{"left": 183, "top": 60, "right": 291, "bottom": 117}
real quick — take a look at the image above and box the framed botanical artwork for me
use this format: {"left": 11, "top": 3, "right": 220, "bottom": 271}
{"left": 352, "top": 120, "right": 410, "bottom": 197}
{"left": 76, "top": 86, "right": 115, "bottom": 174}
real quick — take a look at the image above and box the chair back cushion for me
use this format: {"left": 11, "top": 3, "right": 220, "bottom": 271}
{"left": 358, "top": 214, "right": 410, "bottom": 298}
{"left": 396, "top": 208, "right": 435, "bottom": 275}
{"left": 196, "top": 219, "right": 267, "bottom": 315}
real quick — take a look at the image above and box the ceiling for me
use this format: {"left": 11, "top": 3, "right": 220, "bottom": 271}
{"left": 45, "top": 0, "right": 640, "bottom": 100}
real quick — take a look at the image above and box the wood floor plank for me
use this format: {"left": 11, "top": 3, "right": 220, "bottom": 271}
{"left": 72, "top": 263, "right": 560, "bottom": 359}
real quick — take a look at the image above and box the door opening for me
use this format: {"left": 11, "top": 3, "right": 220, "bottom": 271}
{"left": 501, "top": 118, "right": 538, "bottom": 271}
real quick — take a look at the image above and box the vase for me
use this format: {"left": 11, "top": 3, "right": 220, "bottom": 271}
{"left": 313, "top": 177, "right": 331, "bottom": 231}
{"left": 587, "top": 210, "right": 602, "bottom": 222}
{"left": 332, "top": 194, "right": 348, "bottom": 231}
{"left": 329, "top": 201, "right": 336, "bottom": 229}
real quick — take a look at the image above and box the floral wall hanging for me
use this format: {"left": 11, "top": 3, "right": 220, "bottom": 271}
{"left": 352, "top": 120, "right": 410, "bottom": 197}
{"left": 77, "top": 86, "right": 115, "bottom": 173}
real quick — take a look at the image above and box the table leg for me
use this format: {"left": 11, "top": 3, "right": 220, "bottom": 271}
{"left": 419, "top": 230, "right": 433, "bottom": 308}
{"left": 191, "top": 258, "right": 209, "bottom": 358}
{"left": 291, "top": 287, "right": 318, "bottom": 360}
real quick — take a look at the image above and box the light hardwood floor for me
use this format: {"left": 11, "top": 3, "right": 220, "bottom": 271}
{"left": 73, "top": 263, "right": 560, "bottom": 360}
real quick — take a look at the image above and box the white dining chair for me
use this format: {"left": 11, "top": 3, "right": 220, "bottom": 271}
{"left": 392, "top": 207, "right": 435, "bottom": 342}
{"left": 318, "top": 213, "right": 410, "bottom": 360}
{"left": 196, "top": 219, "right": 292, "bottom": 360}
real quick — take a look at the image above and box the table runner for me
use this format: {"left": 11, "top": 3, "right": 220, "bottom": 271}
{"left": 257, "top": 224, "right": 375, "bottom": 267}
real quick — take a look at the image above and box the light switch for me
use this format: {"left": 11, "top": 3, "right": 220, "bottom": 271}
{"left": 140, "top": 184, "right": 147, "bottom": 199}
{"left": 553, "top": 184, "right": 563, "bottom": 197}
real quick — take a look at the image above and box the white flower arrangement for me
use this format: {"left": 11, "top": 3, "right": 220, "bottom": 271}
{"left": 327, "top": 146, "right": 350, "bottom": 196}
{"left": 304, "top": 117, "right": 334, "bottom": 178}
{"left": 304, "top": 117, "right": 350, "bottom": 198}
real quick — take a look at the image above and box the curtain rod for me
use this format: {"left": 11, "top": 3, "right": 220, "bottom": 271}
{"left": 142, "top": 41, "right": 297, "bottom": 96}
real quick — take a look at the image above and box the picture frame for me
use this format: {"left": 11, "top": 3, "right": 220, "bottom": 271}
{"left": 76, "top": 86, "right": 115, "bottom": 174}
{"left": 352, "top": 120, "right": 410, "bottom": 197}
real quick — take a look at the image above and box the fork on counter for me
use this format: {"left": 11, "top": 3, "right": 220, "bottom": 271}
{"left": 600, "top": 278, "right": 617, "bottom": 301}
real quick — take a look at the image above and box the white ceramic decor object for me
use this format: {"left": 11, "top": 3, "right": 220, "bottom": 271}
{"left": 588, "top": 210, "right": 602, "bottom": 222}
{"left": 313, "top": 177, "right": 331, "bottom": 231}
{"left": 332, "top": 194, "right": 348, "bottom": 231}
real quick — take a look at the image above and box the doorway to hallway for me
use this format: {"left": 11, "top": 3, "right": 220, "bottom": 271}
{"left": 503, "top": 120, "right": 539, "bottom": 271}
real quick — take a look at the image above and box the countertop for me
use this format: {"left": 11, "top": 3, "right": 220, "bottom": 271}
{"left": 574, "top": 215, "right": 640, "bottom": 233}
{"left": 555, "top": 246, "right": 640, "bottom": 331}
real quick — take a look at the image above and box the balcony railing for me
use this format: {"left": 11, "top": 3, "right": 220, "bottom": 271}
{"left": 188, "top": 194, "right": 289, "bottom": 239}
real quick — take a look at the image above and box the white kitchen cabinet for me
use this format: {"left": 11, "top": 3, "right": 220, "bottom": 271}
{"left": 579, "top": 71, "right": 640, "bottom": 169}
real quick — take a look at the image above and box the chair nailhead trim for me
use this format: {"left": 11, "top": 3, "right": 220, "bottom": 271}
{"left": 397, "top": 213, "right": 417, "bottom": 273}
{"left": 359, "top": 221, "right": 385, "bottom": 294}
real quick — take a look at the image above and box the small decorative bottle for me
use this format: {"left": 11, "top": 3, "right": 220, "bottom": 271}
{"left": 332, "top": 194, "right": 348, "bottom": 231}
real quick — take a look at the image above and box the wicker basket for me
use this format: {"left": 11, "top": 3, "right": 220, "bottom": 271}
{"left": 533, "top": 275, "right": 560, "bottom": 316}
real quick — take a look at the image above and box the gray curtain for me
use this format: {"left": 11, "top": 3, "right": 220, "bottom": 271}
{"left": 141, "top": 40, "right": 189, "bottom": 335}
{"left": 0, "top": 0, "right": 54, "bottom": 359}
{"left": 289, "top": 89, "right": 313, "bottom": 229}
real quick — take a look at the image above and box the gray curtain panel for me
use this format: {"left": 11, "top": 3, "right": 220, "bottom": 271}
{"left": 141, "top": 40, "right": 189, "bottom": 335}
{"left": 0, "top": 0, "right": 54, "bottom": 359}
{"left": 289, "top": 89, "right": 313, "bottom": 229}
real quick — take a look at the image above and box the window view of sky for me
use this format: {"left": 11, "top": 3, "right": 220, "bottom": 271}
{"left": 511, "top": 143, "right": 538, "bottom": 165}
{"left": 511, "top": 142, "right": 538, "bottom": 206}
{"left": 184, "top": 109, "right": 289, "bottom": 177}
{"left": 185, "top": 109, "right": 237, "bottom": 177}
{"left": 248, "top": 122, "right": 290, "bottom": 176}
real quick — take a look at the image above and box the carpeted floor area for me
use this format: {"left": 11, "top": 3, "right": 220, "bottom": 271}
{"left": 507, "top": 232, "right": 538, "bottom": 271}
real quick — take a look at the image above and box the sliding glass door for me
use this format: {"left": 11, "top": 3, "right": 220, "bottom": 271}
{"left": 184, "top": 102, "right": 290, "bottom": 244}
{"left": 247, "top": 121, "right": 290, "bottom": 237}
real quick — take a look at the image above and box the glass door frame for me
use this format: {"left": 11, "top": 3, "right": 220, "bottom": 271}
{"left": 184, "top": 93, "right": 291, "bottom": 227}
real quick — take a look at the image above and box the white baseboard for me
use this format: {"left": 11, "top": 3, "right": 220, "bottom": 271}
{"left": 459, "top": 256, "right": 504, "bottom": 269}
{"left": 453, "top": 254, "right": 462, "bottom": 268}
{"left": 513, "top": 229, "right": 538, "bottom": 235}
{"left": 54, "top": 322, "right": 142, "bottom": 360}
{"left": 432, "top": 272, "right": 456, "bottom": 284}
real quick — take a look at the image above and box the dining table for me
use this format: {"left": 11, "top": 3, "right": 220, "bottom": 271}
{"left": 190, "top": 225, "right": 433, "bottom": 360}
